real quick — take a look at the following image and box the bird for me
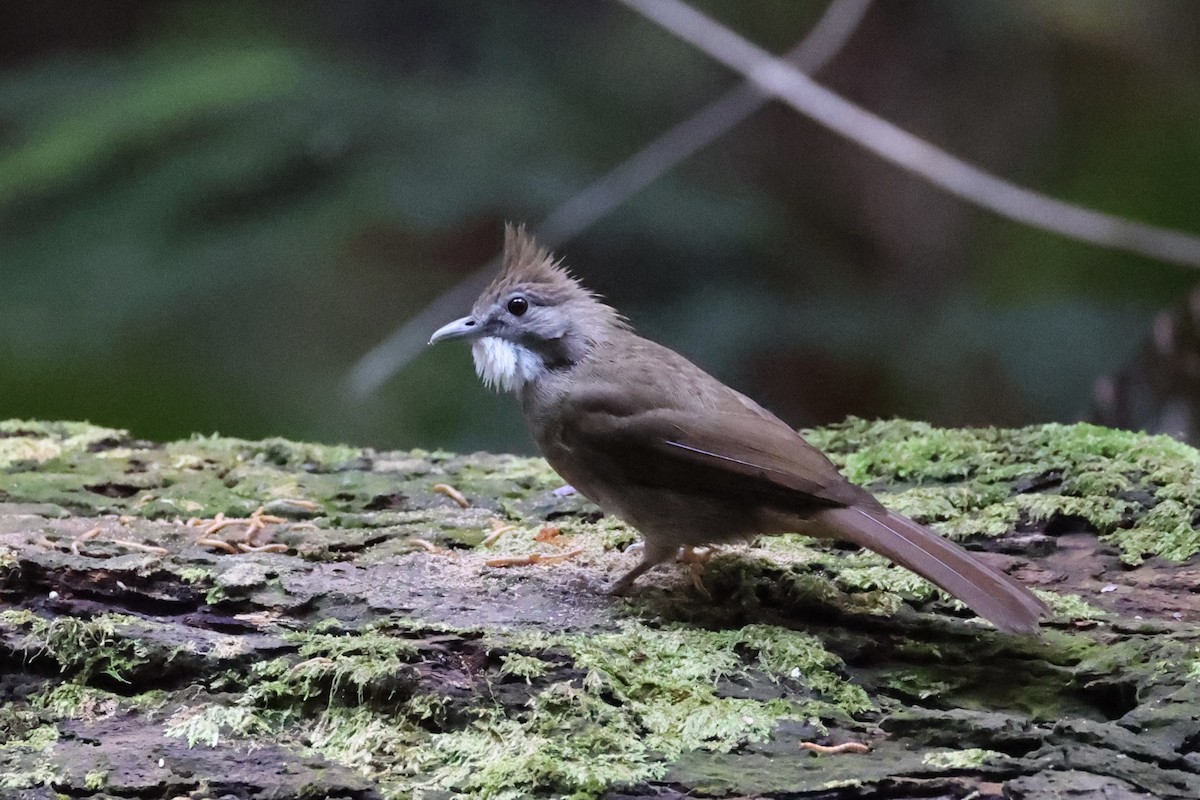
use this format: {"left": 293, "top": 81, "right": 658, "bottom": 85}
{"left": 429, "top": 225, "right": 1049, "bottom": 634}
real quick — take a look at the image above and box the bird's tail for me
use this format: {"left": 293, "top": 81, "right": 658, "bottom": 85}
{"left": 813, "top": 506, "right": 1049, "bottom": 634}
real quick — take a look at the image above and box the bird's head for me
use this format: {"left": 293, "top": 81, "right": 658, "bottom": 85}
{"left": 429, "top": 225, "right": 624, "bottom": 392}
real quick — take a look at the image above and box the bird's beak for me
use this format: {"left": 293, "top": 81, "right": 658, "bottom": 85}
{"left": 429, "top": 316, "right": 482, "bottom": 345}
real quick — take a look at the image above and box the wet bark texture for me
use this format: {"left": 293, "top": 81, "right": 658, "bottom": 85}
{"left": 1, "top": 419, "right": 1199, "bottom": 799}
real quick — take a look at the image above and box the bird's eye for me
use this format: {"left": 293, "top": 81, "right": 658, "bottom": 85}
{"left": 507, "top": 296, "right": 529, "bottom": 316}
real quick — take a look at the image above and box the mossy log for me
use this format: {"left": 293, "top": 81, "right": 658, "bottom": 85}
{"left": 2, "top": 418, "right": 1200, "bottom": 799}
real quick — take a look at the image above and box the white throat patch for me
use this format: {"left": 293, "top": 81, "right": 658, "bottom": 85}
{"left": 471, "top": 337, "right": 545, "bottom": 393}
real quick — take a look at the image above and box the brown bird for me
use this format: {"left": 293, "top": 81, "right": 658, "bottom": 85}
{"left": 430, "top": 226, "right": 1048, "bottom": 633}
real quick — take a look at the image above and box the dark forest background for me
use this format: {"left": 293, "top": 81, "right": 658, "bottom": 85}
{"left": 2, "top": 0, "right": 1199, "bottom": 454}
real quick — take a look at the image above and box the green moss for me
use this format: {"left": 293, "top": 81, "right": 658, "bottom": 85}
{"left": 1018, "top": 494, "right": 1132, "bottom": 531}
{"left": 1114, "top": 499, "right": 1200, "bottom": 564}
{"left": 879, "top": 669, "right": 960, "bottom": 702}
{"left": 167, "top": 433, "right": 364, "bottom": 473}
{"left": 921, "top": 747, "right": 1004, "bottom": 770}
{"left": 830, "top": 551, "right": 941, "bottom": 605}
{"left": 414, "top": 687, "right": 655, "bottom": 797}
{"left": 1185, "top": 651, "right": 1200, "bottom": 681}
{"left": 0, "top": 545, "right": 16, "bottom": 574}
{"left": 0, "top": 418, "right": 411, "bottom": 523}
{"left": 8, "top": 417, "right": 1200, "bottom": 797}
{"left": 806, "top": 419, "right": 1200, "bottom": 562}
{"left": 0, "top": 763, "right": 60, "bottom": 791}
{"left": 154, "top": 613, "right": 869, "bottom": 799}
{"left": 301, "top": 707, "right": 423, "bottom": 775}
{"left": 165, "top": 704, "right": 267, "bottom": 748}
{"left": 497, "top": 652, "right": 550, "bottom": 682}
{"left": 5, "top": 415, "right": 1198, "bottom": 568}
{"left": 83, "top": 770, "right": 108, "bottom": 791}
{"left": 733, "top": 624, "right": 873, "bottom": 714}
{"left": 240, "top": 623, "right": 423, "bottom": 712}
{"left": 716, "top": 543, "right": 951, "bottom": 621}
{"left": 205, "top": 584, "right": 228, "bottom": 607}
{"left": 882, "top": 484, "right": 1010, "bottom": 526}
{"left": 1036, "top": 590, "right": 1109, "bottom": 623}
{"left": 0, "top": 722, "right": 58, "bottom": 752}
{"left": 49, "top": 616, "right": 150, "bottom": 682}
{"left": 0, "top": 419, "right": 122, "bottom": 469}
{"left": 454, "top": 454, "right": 561, "bottom": 498}
{"left": 179, "top": 567, "right": 213, "bottom": 584}
{"left": 33, "top": 683, "right": 113, "bottom": 719}
{"left": 283, "top": 625, "right": 419, "bottom": 667}
{"left": 520, "top": 625, "right": 862, "bottom": 783}
{"left": 0, "top": 713, "right": 62, "bottom": 791}
{"left": 4, "top": 611, "right": 149, "bottom": 683}
{"left": 0, "top": 608, "right": 38, "bottom": 626}
{"left": 384, "top": 620, "right": 869, "bottom": 798}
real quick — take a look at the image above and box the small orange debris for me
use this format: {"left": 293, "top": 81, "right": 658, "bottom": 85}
{"left": 237, "top": 542, "right": 288, "bottom": 553}
{"left": 432, "top": 483, "right": 470, "bottom": 508}
{"left": 110, "top": 539, "right": 170, "bottom": 556}
{"left": 485, "top": 549, "right": 584, "bottom": 568}
{"left": 190, "top": 506, "right": 288, "bottom": 554}
{"left": 799, "top": 741, "right": 870, "bottom": 755}
{"left": 533, "top": 525, "right": 566, "bottom": 545}
{"left": 196, "top": 537, "right": 239, "bottom": 554}
{"left": 482, "top": 519, "right": 518, "bottom": 547}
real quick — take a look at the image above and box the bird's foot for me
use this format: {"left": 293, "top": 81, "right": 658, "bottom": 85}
{"left": 676, "top": 546, "right": 717, "bottom": 599}
{"left": 608, "top": 543, "right": 719, "bottom": 596}
{"left": 675, "top": 545, "right": 718, "bottom": 565}
{"left": 606, "top": 540, "right": 677, "bottom": 595}
{"left": 625, "top": 541, "right": 715, "bottom": 563}
{"left": 606, "top": 576, "right": 637, "bottom": 597}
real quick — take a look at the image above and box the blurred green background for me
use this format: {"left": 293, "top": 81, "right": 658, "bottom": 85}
{"left": 2, "top": 0, "right": 1197, "bottom": 454}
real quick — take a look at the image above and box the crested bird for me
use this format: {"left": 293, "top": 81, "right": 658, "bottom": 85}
{"left": 429, "top": 226, "right": 1048, "bottom": 633}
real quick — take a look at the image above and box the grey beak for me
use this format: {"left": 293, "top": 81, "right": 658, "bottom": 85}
{"left": 429, "top": 316, "right": 482, "bottom": 345}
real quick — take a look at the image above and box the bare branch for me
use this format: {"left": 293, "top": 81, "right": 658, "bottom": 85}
{"left": 617, "top": 0, "right": 1200, "bottom": 269}
{"left": 345, "top": 0, "right": 872, "bottom": 398}
{"left": 537, "top": 0, "right": 871, "bottom": 248}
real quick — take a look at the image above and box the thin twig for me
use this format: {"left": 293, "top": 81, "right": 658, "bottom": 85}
{"left": 344, "top": 0, "right": 872, "bottom": 397}
{"left": 617, "top": 0, "right": 1200, "bottom": 268}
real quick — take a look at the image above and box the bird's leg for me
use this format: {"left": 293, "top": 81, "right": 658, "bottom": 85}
{"left": 608, "top": 538, "right": 677, "bottom": 595}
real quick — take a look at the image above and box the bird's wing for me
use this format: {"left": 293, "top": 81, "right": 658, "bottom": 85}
{"left": 564, "top": 395, "right": 871, "bottom": 513}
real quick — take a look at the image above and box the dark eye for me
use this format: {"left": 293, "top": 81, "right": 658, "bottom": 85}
{"left": 507, "top": 296, "right": 529, "bottom": 316}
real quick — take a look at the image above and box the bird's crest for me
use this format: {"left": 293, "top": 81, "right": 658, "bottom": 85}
{"left": 470, "top": 224, "right": 629, "bottom": 339}
{"left": 501, "top": 224, "right": 565, "bottom": 284}
{"left": 474, "top": 225, "right": 593, "bottom": 310}
{"left": 472, "top": 225, "right": 604, "bottom": 311}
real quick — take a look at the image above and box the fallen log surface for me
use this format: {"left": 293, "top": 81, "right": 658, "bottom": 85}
{"left": 2, "top": 418, "right": 1200, "bottom": 799}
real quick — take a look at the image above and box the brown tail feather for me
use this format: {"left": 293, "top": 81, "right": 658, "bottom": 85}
{"left": 813, "top": 506, "right": 1049, "bottom": 634}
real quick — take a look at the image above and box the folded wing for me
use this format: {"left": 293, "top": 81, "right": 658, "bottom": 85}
{"left": 566, "top": 396, "right": 873, "bottom": 516}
